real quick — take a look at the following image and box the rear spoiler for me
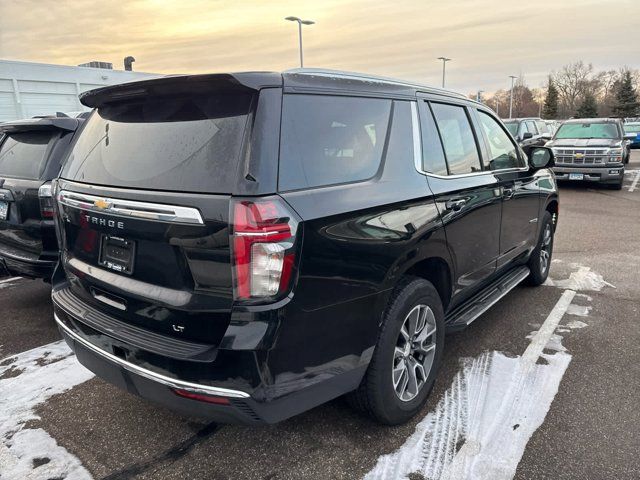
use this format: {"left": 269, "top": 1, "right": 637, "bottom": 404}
{"left": 80, "top": 72, "right": 283, "bottom": 108}
{"left": 0, "top": 117, "right": 82, "bottom": 134}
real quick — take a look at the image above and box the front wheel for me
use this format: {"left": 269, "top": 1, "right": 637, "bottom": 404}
{"left": 347, "top": 277, "right": 445, "bottom": 425}
{"left": 527, "top": 211, "right": 554, "bottom": 286}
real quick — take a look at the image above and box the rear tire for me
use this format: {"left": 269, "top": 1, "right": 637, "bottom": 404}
{"left": 347, "top": 277, "right": 445, "bottom": 425}
{"left": 527, "top": 211, "right": 554, "bottom": 286}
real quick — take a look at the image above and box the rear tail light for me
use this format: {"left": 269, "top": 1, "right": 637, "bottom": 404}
{"left": 38, "top": 182, "right": 54, "bottom": 219}
{"left": 231, "top": 197, "right": 299, "bottom": 300}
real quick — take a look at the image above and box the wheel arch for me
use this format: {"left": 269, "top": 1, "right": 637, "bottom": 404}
{"left": 402, "top": 256, "right": 453, "bottom": 312}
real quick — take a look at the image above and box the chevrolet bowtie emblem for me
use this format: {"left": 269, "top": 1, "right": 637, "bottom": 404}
{"left": 574, "top": 153, "right": 584, "bottom": 159}
{"left": 93, "top": 199, "right": 112, "bottom": 210}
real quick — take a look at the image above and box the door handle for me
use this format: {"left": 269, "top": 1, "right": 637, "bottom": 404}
{"left": 446, "top": 199, "right": 467, "bottom": 211}
{"left": 503, "top": 187, "right": 515, "bottom": 200}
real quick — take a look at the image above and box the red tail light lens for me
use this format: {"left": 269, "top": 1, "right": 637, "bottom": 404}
{"left": 231, "top": 198, "right": 299, "bottom": 300}
{"left": 38, "top": 182, "right": 54, "bottom": 218}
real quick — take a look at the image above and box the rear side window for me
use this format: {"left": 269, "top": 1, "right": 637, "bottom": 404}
{"left": 419, "top": 102, "right": 448, "bottom": 176}
{"left": 61, "top": 93, "right": 253, "bottom": 193}
{"left": 430, "top": 103, "right": 482, "bottom": 175}
{"left": 0, "top": 131, "right": 52, "bottom": 179}
{"left": 279, "top": 95, "right": 392, "bottom": 191}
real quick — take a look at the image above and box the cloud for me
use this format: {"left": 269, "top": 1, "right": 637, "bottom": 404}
{"left": 0, "top": 0, "right": 637, "bottom": 93}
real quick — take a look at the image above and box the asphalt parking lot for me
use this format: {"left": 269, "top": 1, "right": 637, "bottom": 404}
{"left": 1, "top": 151, "right": 639, "bottom": 480}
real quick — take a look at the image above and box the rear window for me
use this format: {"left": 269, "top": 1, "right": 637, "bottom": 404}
{"left": 279, "top": 94, "right": 392, "bottom": 191}
{"left": 61, "top": 93, "right": 253, "bottom": 193}
{"left": 0, "top": 131, "right": 52, "bottom": 179}
{"left": 555, "top": 122, "right": 619, "bottom": 140}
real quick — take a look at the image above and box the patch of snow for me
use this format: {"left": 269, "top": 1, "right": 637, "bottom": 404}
{"left": 565, "top": 320, "right": 588, "bottom": 329}
{"left": 551, "top": 266, "right": 614, "bottom": 291}
{"left": 566, "top": 304, "right": 591, "bottom": 317}
{"left": 365, "top": 290, "right": 576, "bottom": 480}
{"left": 0, "top": 340, "right": 94, "bottom": 480}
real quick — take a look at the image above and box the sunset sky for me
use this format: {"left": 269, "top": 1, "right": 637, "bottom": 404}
{"left": 1, "top": 0, "right": 638, "bottom": 94}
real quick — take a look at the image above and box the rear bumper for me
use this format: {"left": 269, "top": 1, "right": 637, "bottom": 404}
{"left": 0, "top": 248, "right": 56, "bottom": 279}
{"left": 552, "top": 165, "right": 624, "bottom": 184}
{"left": 52, "top": 282, "right": 369, "bottom": 424}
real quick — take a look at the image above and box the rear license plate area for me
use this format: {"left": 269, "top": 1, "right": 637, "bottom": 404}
{"left": 0, "top": 201, "right": 8, "bottom": 220}
{"left": 99, "top": 235, "right": 135, "bottom": 275}
{"left": 569, "top": 173, "right": 584, "bottom": 180}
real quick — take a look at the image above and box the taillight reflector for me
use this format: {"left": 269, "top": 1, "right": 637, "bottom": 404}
{"left": 172, "top": 388, "right": 231, "bottom": 405}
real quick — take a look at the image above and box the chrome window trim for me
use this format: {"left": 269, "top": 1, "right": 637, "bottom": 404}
{"left": 57, "top": 190, "right": 204, "bottom": 225}
{"left": 55, "top": 312, "right": 250, "bottom": 399}
{"left": 411, "top": 101, "right": 529, "bottom": 179}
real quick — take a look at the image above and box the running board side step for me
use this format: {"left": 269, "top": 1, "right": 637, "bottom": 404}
{"left": 445, "top": 266, "right": 530, "bottom": 332}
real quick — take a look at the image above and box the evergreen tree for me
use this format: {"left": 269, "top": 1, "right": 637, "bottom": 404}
{"left": 542, "top": 78, "right": 559, "bottom": 119}
{"left": 613, "top": 70, "right": 639, "bottom": 118}
{"left": 576, "top": 92, "right": 598, "bottom": 118}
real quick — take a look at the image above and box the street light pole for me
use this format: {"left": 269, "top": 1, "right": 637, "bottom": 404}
{"left": 285, "top": 16, "right": 315, "bottom": 68}
{"left": 437, "top": 57, "right": 451, "bottom": 88}
{"left": 508, "top": 75, "right": 518, "bottom": 119}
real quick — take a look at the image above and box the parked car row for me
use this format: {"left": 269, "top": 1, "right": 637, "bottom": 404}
{"left": 2, "top": 69, "right": 559, "bottom": 426}
{"left": 0, "top": 113, "right": 88, "bottom": 278}
{"left": 503, "top": 117, "right": 553, "bottom": 148}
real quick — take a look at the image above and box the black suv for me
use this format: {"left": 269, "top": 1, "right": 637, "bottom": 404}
{"left": 0, "top": 114, "right": 86, "bottom": 279}
{"left": 52, "top": 70, "right": 558, "bottom": 425}
{"left": 503, "top": 117, "right": 552, "bottom": 148}
{"left": 548, "top": 118, "right": 631, "bottom": 189}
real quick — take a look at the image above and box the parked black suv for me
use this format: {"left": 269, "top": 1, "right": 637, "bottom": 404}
{"left": 548, "top": 118, "right": 631, "bottom": 189}
{"left": 503, "top": 117, "right": 552, "bottom": 148}
{"left": 0, "top": 114, "right": 86, "bottom": 279}
{"left": 52, "top": 70, "right": 558, "bottom": 425}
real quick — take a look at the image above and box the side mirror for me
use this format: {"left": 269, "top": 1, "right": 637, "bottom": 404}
{"left": 525, "top": 146, "right": 554, "bottom": 170}
{"left": 521, "top": 132, "right": 534, "bottom": 141}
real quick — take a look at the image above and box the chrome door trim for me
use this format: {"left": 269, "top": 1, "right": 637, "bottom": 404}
{"left": 57, "top": 190, "right": 204, "bottom": 225}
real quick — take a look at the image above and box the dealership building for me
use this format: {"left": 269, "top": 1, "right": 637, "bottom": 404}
{"left": 0, "top": 59, "right": 158, "bottom": 122}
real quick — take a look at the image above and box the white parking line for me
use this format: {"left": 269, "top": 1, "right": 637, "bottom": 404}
{"left": 629, "top": 170, "right": 640, "bottom": 192}
{"left": 365, "top": 275, "right": 594, "bottom": 480}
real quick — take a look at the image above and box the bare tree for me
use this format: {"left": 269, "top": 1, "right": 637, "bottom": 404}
{"left": 552, "top": 61, "right": 594, "bottom": 117}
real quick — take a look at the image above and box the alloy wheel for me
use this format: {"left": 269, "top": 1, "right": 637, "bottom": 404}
{"left": 392, "top": 304, "right": 437, "bottom": 402}
{"left": 540, "top": 224, "right": 552, "bottom": 275}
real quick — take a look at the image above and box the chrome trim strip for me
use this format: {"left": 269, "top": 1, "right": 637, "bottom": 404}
{"left": 54, "top": 312, "right": 250, "bottom": 399}
{"left": 57, "top": 190, "right": 204, "bottom": 225}
{"left": 410, "top": 102, "right": 423, "bottom": 174}
{"left": 234, "top": 230, "right": 283, "bottom": 237}
{"left": 421, "top": 166, "right": 530, "bottom": 180}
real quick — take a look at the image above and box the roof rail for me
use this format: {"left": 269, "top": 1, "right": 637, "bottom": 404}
{"left": 284, "top": 68, "right": 467, "bottom": 100}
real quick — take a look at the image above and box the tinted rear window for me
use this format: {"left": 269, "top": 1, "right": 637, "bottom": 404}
{"left": 61, "top": 93, "right": 253, "bottom": 193}
{"left": 0, "top": 131, "right": 52, "bottom": 179}
{"left": 279, "top": 94, "right": 392, "bottom": 191}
